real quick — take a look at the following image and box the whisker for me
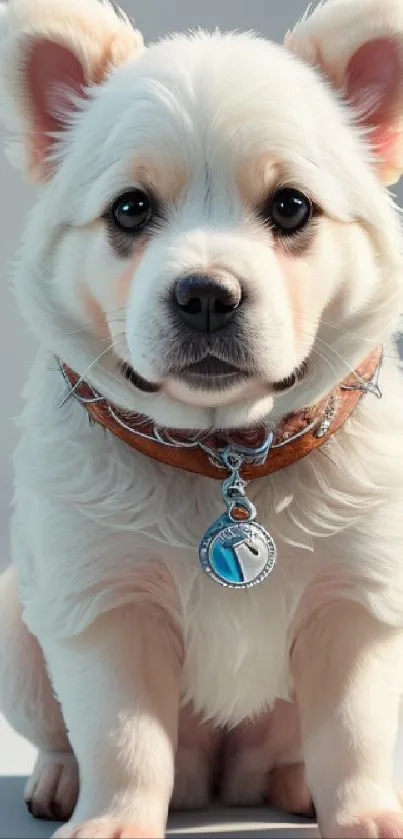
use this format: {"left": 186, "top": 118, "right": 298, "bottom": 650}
{"left": 60, "top": 317, "right": 126, "bottom": 338}
{"left": 302, "top": 316, "right": 387, "bottom": 345}
{"left": 61, "top": 343, "right": 116, "bottom": 406}
{"left": 309, "top": 345, "right": 338, "bottom": 377}
{"left": 312, "top": 336, "right": 356, "bottom": 376}
{"left": 295, "top": 321, "right": 398, "bottom": 364}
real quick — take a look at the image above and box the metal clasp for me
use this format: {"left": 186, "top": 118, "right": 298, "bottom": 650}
{"left": 220, "top": 448, "right": 256, "bottom": 523}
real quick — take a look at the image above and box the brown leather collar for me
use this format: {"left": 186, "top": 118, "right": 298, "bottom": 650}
{"left": 61, "top": 347, "right": 382, "bottom": 480}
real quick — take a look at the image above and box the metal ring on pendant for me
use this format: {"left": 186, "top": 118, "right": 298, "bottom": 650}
{"left": 227, "top": 496, "right": 256, "bottom": 522}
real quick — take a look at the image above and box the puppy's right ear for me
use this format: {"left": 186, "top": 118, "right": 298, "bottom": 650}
{"left": 0, "top": 0, "right": 144, "bottom": 181}
{"left": 285, "top": 0, "right": 403, "bottom": 187}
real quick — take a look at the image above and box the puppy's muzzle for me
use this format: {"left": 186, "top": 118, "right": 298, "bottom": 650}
{"left": 172, "top": 272, "right": 243, "bottom": 333}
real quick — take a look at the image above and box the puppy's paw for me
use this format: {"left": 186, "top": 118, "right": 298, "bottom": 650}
{"left": 328, "top": 812, "right": 403, "bottom": 839}
{"left": 52, "top": 820, "right": 161, "bottom": 839}
{"left": 172, "top": 703, "right": 219, "bottom": 811}
{"left": 25, "top": 750, "right": 79, "bottom": 821}
{"left": 221, "top": 750, "right": 268, "bottom": 806}
{"left": 171, "top": 747, "right": 211, "bottom": 811}
{"left": 267, "top": 763, "right": 314, "bottom": 817}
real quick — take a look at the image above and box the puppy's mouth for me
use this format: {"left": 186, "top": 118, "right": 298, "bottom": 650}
{"left": 120, "top": 356, "right": 309, "bottom": 396}
{"left": 120, "top": 362, "right": 161, "bottom": 394}
{"left": 272, "top": 359, "right": 309, "bottom": 393}
{"left": 120, "top": 356, "right": 245, "bottom": 394}
{"left": 175, "top": 356, "right": 250, "bottom": 390}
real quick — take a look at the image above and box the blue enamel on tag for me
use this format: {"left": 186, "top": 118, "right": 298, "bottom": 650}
{"left": 199, "top": 513, "right": 276, "bottom": 588}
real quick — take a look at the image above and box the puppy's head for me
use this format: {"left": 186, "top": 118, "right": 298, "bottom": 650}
{"left": 1, "top": 0, "right": 402, "bottom": 429}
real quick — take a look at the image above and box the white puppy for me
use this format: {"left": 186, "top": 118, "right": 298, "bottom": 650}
{"left": 1, "top": 0, "right": 403, "bottom": 837}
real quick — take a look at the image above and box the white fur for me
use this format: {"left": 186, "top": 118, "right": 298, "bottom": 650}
{"left": 1, "top": 0, "right": 403, "bottom": 836}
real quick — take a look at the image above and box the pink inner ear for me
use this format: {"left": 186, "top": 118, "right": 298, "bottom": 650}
{"left": 25, "top": 39, "right": 87, "bottom": 166}
{"left": 346, "top": 37, "right": 400, "bottom": 125}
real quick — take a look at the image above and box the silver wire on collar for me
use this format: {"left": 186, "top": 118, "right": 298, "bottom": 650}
{"left": 58, "top": 353, "right": 383, "bottom": 467}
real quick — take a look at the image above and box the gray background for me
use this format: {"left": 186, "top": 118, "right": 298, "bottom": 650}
{"left": 0, "top": 1, "right": 401, "bottom": 837}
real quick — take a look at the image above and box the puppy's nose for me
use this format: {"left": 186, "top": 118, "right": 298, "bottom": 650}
{"left": 174, "top": 273, "right": 242, "bottom": 333}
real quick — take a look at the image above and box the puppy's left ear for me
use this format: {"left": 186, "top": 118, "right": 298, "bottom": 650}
{"left": 0, "top": 0, "right": 144, "bottom": 181}
{"left": 285, "top": 0, "right": 403, "bottom": 186}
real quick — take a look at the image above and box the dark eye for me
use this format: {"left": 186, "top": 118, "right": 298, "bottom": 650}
{"left": 110, "top": 189, "right": 153, "bottom": 233}
{"left": 268, "top": 188, "right": 313, "bottom": 235}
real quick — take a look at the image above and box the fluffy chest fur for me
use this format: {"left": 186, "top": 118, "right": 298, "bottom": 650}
{"left": 12, "top": 348, "right": 403, "bottom": 726}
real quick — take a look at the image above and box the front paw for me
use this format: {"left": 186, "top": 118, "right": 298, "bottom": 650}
{"left": 171, "top": 747, "right": 211, "bottom": 811}
{"left": 25, "top": 750, "right": 79, "bottom": 821}
{"left": 267, "top": 763, "right": 315, "bottom": 817}
{"left": 52, "top": 819, "right": 162, "bottom": 839}
{"left": 325, "top": 811, "right": 403, "bottom": 839}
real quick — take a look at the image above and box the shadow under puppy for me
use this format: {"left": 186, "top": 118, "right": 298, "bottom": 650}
{"left": 0, "top": 0, "right": 403, "bottom": 836}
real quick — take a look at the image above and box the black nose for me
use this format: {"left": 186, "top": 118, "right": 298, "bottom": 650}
{"left": 173, "top": 273, "right": 242, "bottom": 333}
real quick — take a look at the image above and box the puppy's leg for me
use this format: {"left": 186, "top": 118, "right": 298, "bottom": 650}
{"left": 291, "top": 599, "right": 403, "bottom": 839}
{"left": 221, "top": 713, "right": 275, "bottom": 806}
{"left": 171, "top": 703, "right": 222, "bottom": 811}
{"left": 221, "top": 702, "right": 313, "bottom": 815}
{"left": 45, "top": 589, "right": 183, "bottom": 838}
{"left": 0, "top": 566, "right": 78, "bottom": 820}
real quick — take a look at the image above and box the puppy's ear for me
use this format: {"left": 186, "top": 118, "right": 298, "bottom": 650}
{"left": 285, "top": 0, "right": 403, "bottom": 186}
{"left": 0, "top": 0, "right": 144, "bottom": 181}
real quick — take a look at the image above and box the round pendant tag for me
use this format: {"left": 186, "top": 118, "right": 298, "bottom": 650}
{"left": 199, "top": 514, "right": 277, "bottom": 589}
